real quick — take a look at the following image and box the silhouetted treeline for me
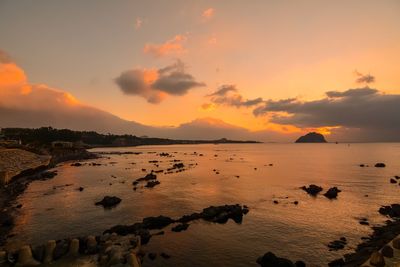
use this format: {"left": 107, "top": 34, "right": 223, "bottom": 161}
{"left": 0, "top": 127, "right": 259, "bottom": 147}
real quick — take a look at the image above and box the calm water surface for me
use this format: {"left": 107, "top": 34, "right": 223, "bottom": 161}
{"left": 6, "top": 143, "right": 400, "bottom": 266}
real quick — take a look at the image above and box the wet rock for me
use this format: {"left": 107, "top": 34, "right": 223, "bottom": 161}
{"left": 301, "top": 184, "right": 323, "bottom": 196}
{"left": 359, "top": 218, "right": 369, "bottom": 226}
{"left": 324, "top": 187, "right": 341, "bottom": 199}
{"left": 201, "top": 204, "right": 247, "bottom": 224}
{"left": 256, "top": 252, "right": 295, "bottom": 267}
{"left": 145, "top": 180, "right": 160, "bottom": 188}
{"left": 378, "top": 204, "right": 400, "bottom": 218}
{"left": 95, "top": 196, "right": 122, "bottom": 208}
{"left": 171, "top": 223, "right": 189, "bottom": 232}
{"left": 375, "top": 163, "right": 386, "bottom": 168}
{"left": 136, "top": 173, "right": 157, "bottom": 182}
{"left": 143, "top": 216, "right": 174, "bottom": 229}
{"left": 381, "top": 245, "right": 393, "bottom": 258}
{"left": 369, "top": 251, "right": 385, "bottom": 267}
{"left": 328, "top": 238, "right": 347, "bottom": 251}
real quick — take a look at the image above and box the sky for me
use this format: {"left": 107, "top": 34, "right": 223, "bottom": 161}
{"left": 0, "top": 0, "right": 400, "bottom": 141}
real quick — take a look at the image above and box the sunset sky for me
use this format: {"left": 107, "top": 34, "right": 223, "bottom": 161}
{"left": 1, "top": 0, "right": 400, "bottom": 141}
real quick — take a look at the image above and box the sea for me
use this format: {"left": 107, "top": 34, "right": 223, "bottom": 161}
{"left": 5, "top": 143, "right": 400, "bottom": 266}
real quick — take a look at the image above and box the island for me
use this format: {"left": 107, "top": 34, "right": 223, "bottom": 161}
{"left": 295, "top": 132, "right": 327, "bottom": 143}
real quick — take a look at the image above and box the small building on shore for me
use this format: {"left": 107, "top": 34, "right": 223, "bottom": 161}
{"left": 51, "top": 141, "right": 73, "bottom": 148}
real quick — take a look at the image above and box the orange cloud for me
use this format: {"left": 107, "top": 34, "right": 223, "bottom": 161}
{"left": 143, "top": 35, "right": 187, "bottom": 58}
{"left": 202, "top": 8, "right": 215, "bottom": 19}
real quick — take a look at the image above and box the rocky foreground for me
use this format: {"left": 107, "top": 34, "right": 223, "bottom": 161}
{"left": 0, "top": 204, "right": 249, "bottom": 266}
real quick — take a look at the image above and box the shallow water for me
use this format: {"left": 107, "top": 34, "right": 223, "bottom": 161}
{"left": 6, "top": 143, "right": 400, "bottom": 266}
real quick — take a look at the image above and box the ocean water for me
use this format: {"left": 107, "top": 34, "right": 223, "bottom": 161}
{"left": 6, "top": 143, "right": 400, "bottom": 266}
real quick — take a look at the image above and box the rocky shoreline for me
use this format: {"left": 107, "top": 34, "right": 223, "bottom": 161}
{"left": 0, "top": 147, "right": 98, "bottom": 248}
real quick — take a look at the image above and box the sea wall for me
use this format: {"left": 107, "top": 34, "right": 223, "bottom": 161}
{"left": 0, "top": 149, "right": 51, "bottom": 185}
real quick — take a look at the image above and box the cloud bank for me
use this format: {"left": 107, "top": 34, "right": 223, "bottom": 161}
{"left": 115, "top": 60, "right": 205, "bottom": 103}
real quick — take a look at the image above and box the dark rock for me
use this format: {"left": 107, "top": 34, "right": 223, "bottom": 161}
{"left": 71, "top": 162, "right": 82, "bottom": 167}
{"left": 78, "top": 187, "right": 84, "bottom": 191}
{"left": 295, "top": 261, "right": 306, "bottom": 267}
{"left": 323, "top": 187, "right": 341, "bottom": 199}
{"left": 379, "top": 204, "right": 400, "bottom": 218}
{"left": 301, "top": 184, "right": 323, "bottom": 196}
{"left": 273, "top": 200, "right": 279, "bottom": 204}
{"left": 171, "top": 223, "right": 189, "bottom": 232}
{"left": 142, "top": 216, "right": 174, "bottom": 229}
{"left": 375, "top": 163, "right": 386, "bottom": 168}
{"left": 390, "top": 178, "right": 397, "bottom": 184}
{"left": 95, "top": 196, "right": 121, "bottom": 208}
{"left": 381, "top": 245, "right": 393, "bottom": 258}
{"left": 295, "top": 132, "right": 327, "bottom": 143}
{"left": 293, "top": 201, "right": 299, "bottom": 205}
{"left": 256, "top": 252, "right": 295, "bottom": 267}
{"left": 136, "top": 173, "right": 157, "bottom": 182}
{"left": 145, "top": 180, "right": 160, "bottom": 188}
{"left": 328, "top": 238, "right": 347, "bottom": 251}
{"left": 359, "top": 164, "right": 365, "bottom": 167}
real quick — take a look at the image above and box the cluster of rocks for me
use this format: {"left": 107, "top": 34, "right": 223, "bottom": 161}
{"left": 256, "top": 252, "right": 306, "bottom": 267}
{"left": 132, "top": 172, "right": 160, "bottom": 189}
{"left": 378, "top": 204, "right": 400, "bottom": 219}
{"left": 104, "top": 204, "right": 249, "bottom": 244}
{"left": 0, "top": 234, "right": 143, "bottom": 266}
{"left": 301, "top": 184, "right": 341, "bottom": 199}
{"left": 329, "top": 205, "right": 400, "bottom": 266}
{"left": 328, "top": 237, "right": 347, "bottom": 251}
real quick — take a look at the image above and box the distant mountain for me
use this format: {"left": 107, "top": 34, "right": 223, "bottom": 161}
{"left": 295, "top": 132, "right": 327, "bottom": 143}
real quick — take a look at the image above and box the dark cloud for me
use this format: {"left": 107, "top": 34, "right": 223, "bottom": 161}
{"left": 115, "top": 60, "right": 205, "bottom": 103}
{"left": 206, "top": 84, "right": 263, "bottom": 108}
{"left": 253, "top": 88, "right": 400, "bottom": 139}
{"left": 326, "top": 88, "right": 378, "bottom": 98}
{"left": 207, "top": 84, "right": 237, "bottom": 96}
{"left": 355, "top": 71, "right": 375, "bottom": 84}
{"left": 0, "top": 50, "right": 12, "bottom": 64}
{"left": 152, "top": 60, "right": 205, "bottom": 95}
